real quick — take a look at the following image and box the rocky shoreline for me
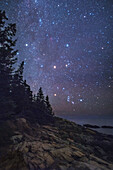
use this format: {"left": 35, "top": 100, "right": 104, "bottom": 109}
{"left": 0, "top": 117, "right": 113, "bottom": 170}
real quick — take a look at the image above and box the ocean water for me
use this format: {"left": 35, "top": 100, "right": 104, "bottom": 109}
{"left": 60, "top": 115, "right": 113, "bottom": 136}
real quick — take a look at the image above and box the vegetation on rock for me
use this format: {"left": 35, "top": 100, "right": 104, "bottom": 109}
{"left": 0, "top": 10, "right": 54, "bottom": 124}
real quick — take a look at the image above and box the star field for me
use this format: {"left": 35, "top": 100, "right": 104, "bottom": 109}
{"left": 0, "top": 0, "right": 113, "bottom": 116}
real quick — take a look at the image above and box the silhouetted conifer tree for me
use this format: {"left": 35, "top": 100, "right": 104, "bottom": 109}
{"left": 0, "top": 10, "right": 54, "bottom": 123}
{"left": 15, "top": 61, "right": 24, "bottom": 83}
{"left": 11, "top": 62, "right": 25, "bottom": 113}
{"left": 23, "top": 80, "right": 32, "bottom": 102}
{"left": 0, "top": 10, "right": 17, "bottom": 98}
{"left": 0, "top": 10, "right": 17, "bottom": 116}
{"left": 33, "top": 94, "right": 36, "bottom": 101}
{"left": 37, "top": 87, "right": 44, "bottom": 101}
{"left": 45, "top": 95, "right": 53, "bottom": 116}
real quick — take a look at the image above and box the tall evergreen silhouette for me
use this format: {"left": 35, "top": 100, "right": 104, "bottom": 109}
{"left": 12, "top": 61, "right": 25, "bottom": 113}
{"left": 0, "top": 10, "right": 17, "bottom": 98}
{"left": 45, "top": 95, "right": 53, "bottom": 115}
{"left": 0, "top": 10, "right": 54, "bottom": 123}
{"left": 37, "top": 87, "right": 44, "bottom": 101}
{"left": 0, "top": 10, "right": 18, "bottom": 116}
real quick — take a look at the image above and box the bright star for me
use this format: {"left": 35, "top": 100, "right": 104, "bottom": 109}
{"left": 66, "top": 44, "right": 69, "bottom": 47}
{"left": 25, "top": 43, "right": 28, "bottom": 47}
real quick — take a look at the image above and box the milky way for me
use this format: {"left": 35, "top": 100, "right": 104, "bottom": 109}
{"left": 0, "top": 0, "right": 113, "bottom": 116}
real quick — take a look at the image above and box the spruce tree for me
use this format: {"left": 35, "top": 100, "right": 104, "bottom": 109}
{"left": 45, "top": 95, "right": 51, "bottom": 108}
{"left": 12, "top": 62, "right": 33, "bottom": 113}
{"left": 37, "top": 87, "right": 44, "bottom": 102}
{"left": 0, "top": 10, "right": 54, "bottom": 122}
{"left": 0, "top": 10, "right": 17, "bottom": 97}
{"left": 11, "top": 62, "right": 25, "bottom": 113}
{"left": 15, "top": 61, "right": 24, "bottom": 84}
{"left": 24, "top": 80, "right": 33, "bottom": 102}
{"left": 0, "top": 10, "right": 17, "bottom": 116}
{"left": 45, "top": 95, "right": 53, "bottom": 116}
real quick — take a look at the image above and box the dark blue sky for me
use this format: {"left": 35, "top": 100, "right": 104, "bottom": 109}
{"left": 0, "top": 0, "right": 113, "bottom": 116}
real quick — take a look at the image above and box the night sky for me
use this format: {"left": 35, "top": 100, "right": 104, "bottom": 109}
{"left": 0, "top": 0, "right": 113, "bottom": 117}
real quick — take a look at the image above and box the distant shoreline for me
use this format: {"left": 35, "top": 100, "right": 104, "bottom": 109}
{"left": 59, "top": 116, "right": 113, "bottom": 135}
{"left": 83, "top": 124, "right": 113, "bottom": 129}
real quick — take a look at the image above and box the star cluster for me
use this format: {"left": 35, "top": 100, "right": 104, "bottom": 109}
{"left": 0, "top": 0, "right": 113, "bottom": 116}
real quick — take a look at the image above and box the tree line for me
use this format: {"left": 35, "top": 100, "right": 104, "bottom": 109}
{"left": 0, "top": 10, "right": 54, "bottom": 123}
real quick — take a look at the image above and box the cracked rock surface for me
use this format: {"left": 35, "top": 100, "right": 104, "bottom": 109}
{"left": 0, "top": 117, "right": 113, "bottom": 170}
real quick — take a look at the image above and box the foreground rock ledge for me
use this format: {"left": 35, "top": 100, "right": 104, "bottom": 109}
{"left": 0, "top": 117, "right": 113, "bottom": 170}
